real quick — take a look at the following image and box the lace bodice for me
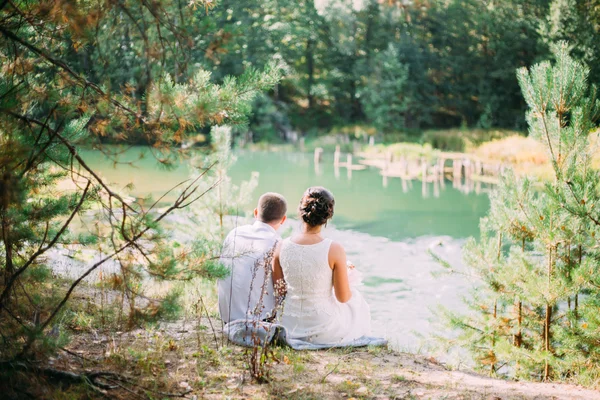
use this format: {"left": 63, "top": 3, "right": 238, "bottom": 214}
{"left": 279, "top": 238, "right": 335, "bottom": 316}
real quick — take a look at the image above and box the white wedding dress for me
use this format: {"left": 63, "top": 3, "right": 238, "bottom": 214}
{"left": 278, "top": 238, "right": 372, "bottom": 344}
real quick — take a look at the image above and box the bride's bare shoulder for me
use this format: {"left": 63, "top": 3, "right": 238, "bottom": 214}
{"left": 328, "top": 240, "right": 346, "bottom": 255}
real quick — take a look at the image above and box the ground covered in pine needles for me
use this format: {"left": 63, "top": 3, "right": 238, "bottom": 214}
{"left": 3, "top": 307, "right": 600, "bottom": 400}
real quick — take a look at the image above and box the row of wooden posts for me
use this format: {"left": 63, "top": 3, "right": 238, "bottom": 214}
{"left": 314, "top": 146, "right": 505, "bottom": 185}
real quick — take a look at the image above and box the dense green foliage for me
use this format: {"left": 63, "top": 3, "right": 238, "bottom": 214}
{"left": 194, "top": 0, "right": 599, "bottom": 141}
{"left": 6, "top": 0, "right": 595, "bottom": 144}
{"left": 359, "top": 45, "right": 409, "bottom": 135}
{"left": 438, "top": 43, "right": 600, "bottom": 385}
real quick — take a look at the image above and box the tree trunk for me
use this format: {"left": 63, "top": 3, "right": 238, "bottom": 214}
{"left": 544, "top": 248, "right": 553, "bottom": 381}
{"left": 491, "top": 299, "right": 497, "bottom": 376}
{"left": 1, "top": 214, "right": 13, "bottom": 286}
{"left": 306, "top": 38, "right": 314, "bottom": 111}
{"left": 514, "top": 301, "right": 522, "bottom": 347}
{"left": 544, "top": 303, "right": 552, "bottom": 380}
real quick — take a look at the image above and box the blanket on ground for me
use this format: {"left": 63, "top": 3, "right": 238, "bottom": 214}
{"left": 224, "top": 319, "right": 388, "bottom": 350}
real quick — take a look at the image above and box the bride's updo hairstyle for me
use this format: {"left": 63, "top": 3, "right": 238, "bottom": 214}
{"left": 299, "top": 186, "right": 335, "bottom": 227}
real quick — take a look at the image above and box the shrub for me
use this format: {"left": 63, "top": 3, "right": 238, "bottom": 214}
{"left": 422, "top": 130, "right": 466, "bottom": 152}
{"left": 422, "top": 129, "right": 523, "bottom": 152}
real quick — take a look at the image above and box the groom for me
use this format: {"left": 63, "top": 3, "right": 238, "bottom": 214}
{"left": 218, "top": 192, "right": 287, "bottom": 324}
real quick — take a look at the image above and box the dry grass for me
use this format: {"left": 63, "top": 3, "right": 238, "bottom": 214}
{"left": 474, "top": 135, "right": 553, "bottom": 180}
{"left": 474, "top": 131, "right": 600, "bottom": 180}
{"left": 475, "top": 136, "right": 548, "bottom": 165}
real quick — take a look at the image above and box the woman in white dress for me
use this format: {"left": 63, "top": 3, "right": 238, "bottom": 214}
{"left": 272, "top": 186, "right": 371, "bottom": 344}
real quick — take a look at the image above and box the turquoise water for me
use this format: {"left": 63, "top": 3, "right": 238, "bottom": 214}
{"left": 228, "top": 151, "right": 489, "bottom": 240}
{"left": 82, "top": 148, "right": 490, "bottom": 350}
{"left": 80, "top": 148, "right": 489, "bottom": 240}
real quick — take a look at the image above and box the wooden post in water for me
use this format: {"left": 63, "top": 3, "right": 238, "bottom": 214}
{"left": 421, "top": 157, "right": 427, "bottom": 181}
{"left": 347, "top": 157, "right": 353, "bottom": 179}
{"left": 438, "top": 158, "right": 446, "bottom": 188}
{"left": 384, "top": 151, "right": 393, "bottom": 172}
{"left": 475, "top": 160, "right": 482, "bottom": 178}
{"left": 334, "top": 145, "right": 341, "bottom": 167}
{"left": 453, "top": 159, "right": 462, "bottom": 182}
{"left": 463, "top": 158, "right": 471, "bottom": 181}
{"left": 314, "top": 147, "right": 323, "bottom": 164}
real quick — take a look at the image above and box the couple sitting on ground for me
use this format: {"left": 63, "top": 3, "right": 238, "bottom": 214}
{"left": 217, "top": 187, "right": 373, "bottom": 346}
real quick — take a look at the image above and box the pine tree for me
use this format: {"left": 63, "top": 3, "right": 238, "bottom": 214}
{"left": 0, "top": 0, "right": 281, "bottom": 360}
{"left": 436, "top": 42, "right": 600, "bottom": 385}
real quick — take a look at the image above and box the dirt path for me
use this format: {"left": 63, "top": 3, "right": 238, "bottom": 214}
{"left": 336, "top": 350, "right": 600, "bottom": 400}
{"left": 247, "top": 347, "right": 600, "bottom": 400}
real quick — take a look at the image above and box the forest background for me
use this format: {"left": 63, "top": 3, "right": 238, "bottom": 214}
{"left": 30, "top": 0, "right": 598, "bottom": 150}
{"left": 174, "top": 0, "right": 600, "bottom": 149}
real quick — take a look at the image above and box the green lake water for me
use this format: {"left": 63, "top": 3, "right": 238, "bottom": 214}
{"left": 228, "top": 151, "right": 489, "bottom": 240}
{"left": 81, "top": 148, "right": 491, "bottom": 350}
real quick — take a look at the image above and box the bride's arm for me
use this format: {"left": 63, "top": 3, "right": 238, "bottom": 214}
{"left": 272, "top": 241, "right": 287, "bottom": 301}
{"left": 329, "top": 242, "right": 352, "bottom": 303}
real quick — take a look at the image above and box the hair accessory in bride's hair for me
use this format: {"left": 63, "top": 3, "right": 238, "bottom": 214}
{"left": 299, "top": 186, "right": 335, "bottom": 227}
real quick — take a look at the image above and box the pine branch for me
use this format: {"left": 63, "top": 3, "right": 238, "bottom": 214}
{"left": 5, "top": 111, "right": 138, "bottom": 213}
{"left": 17, "top": 106, "right": 62, "bottom": 177}
{"left": 0, "top": 25, "right": 141, "bottom": 119}
{"left": 0, "top": 80, "right": 25, "bottom": 101}
{"left": 0, "top": 181, "right": 91, "bottom": 311}
{"left": 540, "top": 111, "right": 558, "bottom": 172}
{"left": 16, "top": 166, "right": 217, "bottom": 357}
{"left": 565, "top": 181, "right": 600, "bottom": 226}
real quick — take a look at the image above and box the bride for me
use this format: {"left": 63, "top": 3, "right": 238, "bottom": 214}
{"left": 272, "top": 186, "right": 372, "bottom": 344}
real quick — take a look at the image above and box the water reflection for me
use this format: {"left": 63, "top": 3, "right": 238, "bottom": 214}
{"left": 316, "top": 150, "right": 491, "bottom": 206}
{"left": 320, "top": 150, "right": 493, "bottom": 190}
{"left": 314, "top": 159, "right": 322, "bottom": 176}
{"left": 231, "top": 151, "right": 490, "bottom": 241}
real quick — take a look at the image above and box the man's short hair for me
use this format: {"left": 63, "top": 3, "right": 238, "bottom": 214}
{"left": 257, "top": 192, "right": 287, "bottom": 223}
